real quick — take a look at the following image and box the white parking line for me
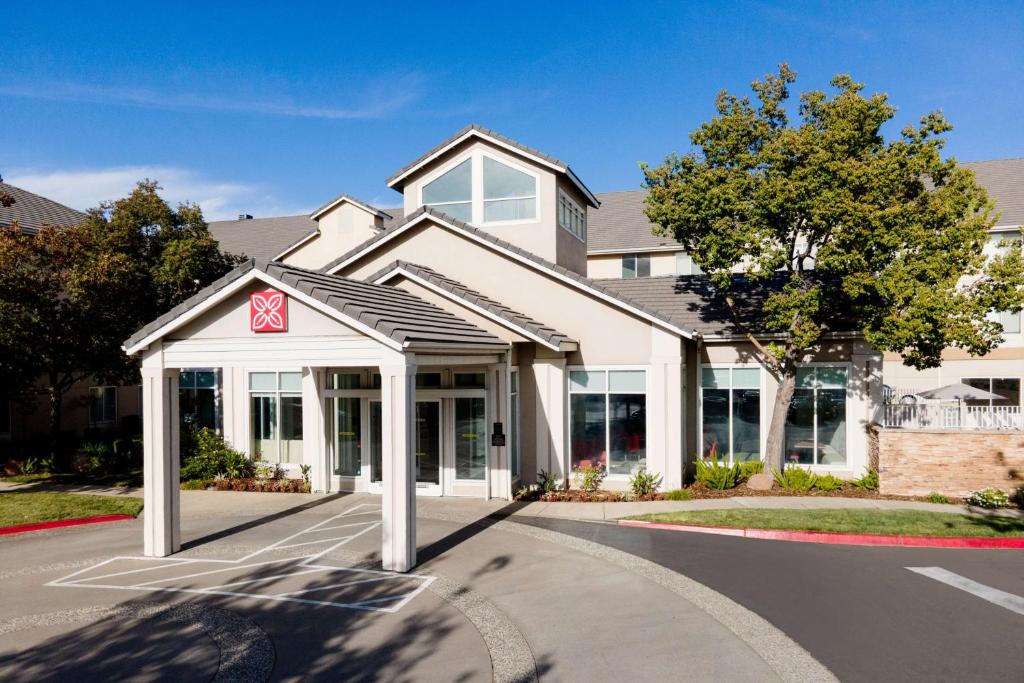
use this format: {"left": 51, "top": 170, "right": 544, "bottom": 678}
{"left": 46, "top": 502, "right": 433, "bottom": 614}
{"left": 907, "top": 567, "right": 1024, "bottom": 617}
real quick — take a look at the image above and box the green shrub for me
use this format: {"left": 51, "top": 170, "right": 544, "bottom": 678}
{"left": 629, "top": 468, "right": 662, "bottom": 496}
{"left": 695, "top": 457, "right": 740, "bottom": 490}
{"left": 773, "top": 466, "right": 818, "bottom": 492}
{"left": 181, "top": 479, "right": 212, "bottom": 490}
{"left": 926, "top": 492, "right": 951, "bottom": 504}
{"left": 664, "top": 488, "right": 694, "bottom": 501}
{"left": 965, "top": 488, "right": 1009, "bottom": 509}
{"left": 536, "top": 469, "right": 558, "bottom": 493}
{"left": 180, "top": 428, "right": 254, "bottom": 481}
{"left": 852, "top": 468, "right": 879, "bottom": 491}
{"left": 1013, "top": 487, "right": 1024, "bottom": 510}
{"left": 573, "top": 464, "right": 606, "bottom": 493}
{"left": 814, "top": 474, "right": 844, "bottom": 492}
{"left": 738, "top": 461, "right": 764, "bottom": 481}
{"left": 300, "top": 464, "right": 312, "bottom": 488}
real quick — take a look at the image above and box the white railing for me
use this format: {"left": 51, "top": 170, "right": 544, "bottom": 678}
{"left": 881, "top": 404, "right": 1023, "bottom": 430}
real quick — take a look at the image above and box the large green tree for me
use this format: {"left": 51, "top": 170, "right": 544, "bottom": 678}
{"left": 0, "top": 181, "right": 243, "bottom": 453}
{"left": 642, "top": 65, "right": 1024, "bottom": 468}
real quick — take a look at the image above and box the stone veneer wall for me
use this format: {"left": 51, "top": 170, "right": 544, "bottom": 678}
{"left": 874, "top": 427, "right": 1024, "bottom": 497}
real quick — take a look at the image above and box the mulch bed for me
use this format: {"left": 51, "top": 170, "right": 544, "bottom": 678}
{"left": 183, "top": 478, "right": 310, "bottom": 493}
{"left": 530, "top": 483, "right": 960, "bottom": 504}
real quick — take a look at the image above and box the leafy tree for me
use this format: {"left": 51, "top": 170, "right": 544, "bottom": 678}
{"left": 0, "top": 180, "right": 243, "bottom": 454}
{"left": 642, "top": 65, "right": 1024, "bottom": 466}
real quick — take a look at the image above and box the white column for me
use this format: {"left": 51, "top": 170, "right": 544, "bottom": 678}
{"left": 487, "top": 359, "right": 510, "bottom": 500}
{"left": 532, "top": 355, "right": 567, "bottom": 483}
{"left": 380, "top": 354, "right": 416, "bottom": 572}
{"left": 141, "top": 353, "right": 180, "bottom": 557}
{"left": 303, "top": 367, "right": 328, "bottom": 492}
{"left": 650, "top": 326, "right": 684, "bottom": 489}
{"left": 851, "top": 347, "right": 883, "bottom": 474}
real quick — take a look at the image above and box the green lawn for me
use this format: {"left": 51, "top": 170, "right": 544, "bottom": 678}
{"left": 629, "top": 508, "right": 1024, "bottom": 538}
{"left": 0, "top": 492, "right": 144, "bottom": 527}
{"left": 0, "top": 469, "right": 143, "bottom": 488}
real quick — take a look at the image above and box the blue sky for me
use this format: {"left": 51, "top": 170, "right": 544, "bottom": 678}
{"left": 2, "top": 1, "right": 1022, "bottom": 220}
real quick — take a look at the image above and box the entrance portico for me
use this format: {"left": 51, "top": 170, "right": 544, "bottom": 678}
{"left": 126, "top": 260, "right": 510, "bottom": 572}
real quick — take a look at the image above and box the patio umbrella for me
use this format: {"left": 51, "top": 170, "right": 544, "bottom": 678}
{"left": 915, "top": 382, "right": 1008, "bottom": 402}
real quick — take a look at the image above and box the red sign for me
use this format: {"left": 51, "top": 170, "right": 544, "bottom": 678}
{"left": 250, "top": 290, "right": 287, "bottom": 333}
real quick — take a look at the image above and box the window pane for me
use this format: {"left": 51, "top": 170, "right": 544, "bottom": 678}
{"left": 701, "top": 389, "right": 730, "bottom": 459}
{"left": 784, "top": 389, "right": 815, "bottom": 464}
{"left": 963, "top": 378, "right": 992, "bottom": 407}
{"left": 423, "top": 159, "right": 471, "bottom": 204}
{"left": 416, "top": 372, "right": 442, "bottom": 389}
{"left": 454, "top": 396, "right": 486, "bottom": 480}
{"left": 816, "top": 367, "right": 847, "bottom": 389}
{"left": 330, "top": 373, "right": 361, "bottom": 390}
{"left": 570, "top": 370, "right": 606, "bottom": 392}
{"left": 279, "top": 372, "right": 302, "bottom": 392}
{"left": 732, "top": 368, "right": 760, "bottom": 389}
{"left": 608, "top": 394, "right": 646, "bottom": 475}
{"left": 179, "top": 371, "right": 196, "bottom": 389}
{"left": 609, "top": 370, "right": 645, "bottom": 392}
{"left": 816, "top": 389, "right": 846, "bottom": 465}
{"left": 570, "top": 394, "right": 607, "bottom": 470}
{"left": 483, "top": 156, "right": 535, "bottom": 199}
{"left": 993, "top": 378, "right": 1021, "bottom": 405}
{"left": 511, "top": 391, "right": 520, "bottom": 476}
{"left": 250, "top": 395, "right": 277, "bottom": 461}
{"left": 334, "top": 397, "right": 360, "bottom": 476}
{"left": 249, "top": 372, "right": 276, "bottom": 391}
{"left": 510, "top": 369, "right": 519, "bottom": 394}
{"left": 415, "top": 401, "right": 441, "bottom": 485}
{"left": 998, "top": 310, "right": 1021, "bottom": 334}
{"left": 795, "top": 367, "right": 816, "bottom": 388}
{"left": 195, "top": 371, "right": 216, "bottom": 389}
{"left": 636, "top": 255, "right": 651, "bottom": 278}
{"left": 732, "top": 389, "right": 761, "bottom": 462}
{"left": 701, "top": 367, "right": 730, "bottom": 388}
{"left": 484, "top": 197, "right": 536, "bottom": 221}
{"left": 280, "top": 395, "right": 303, "bottom": 463}
{"left": 622, "top": 255, "right": 636, "bottom": 279}
{"left": 103, "top": 388, "right": 116, "bottom": 422}
{"left": 454, "top": 372, "right": 485, "bottom": 388}
{"left": 429, "top": 201, "right": 472, "bottom": 222}
{"left": 370, "top": 401, "right": 382, "bottom": 483}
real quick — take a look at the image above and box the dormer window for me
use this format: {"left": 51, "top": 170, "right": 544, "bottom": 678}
{"left": 420, "top": 151, "right": 538, "bottom": 225}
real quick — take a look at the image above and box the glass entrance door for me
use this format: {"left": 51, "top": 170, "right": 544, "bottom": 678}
{"left": 369, "top": 400, "right": 443, "bottom": 494}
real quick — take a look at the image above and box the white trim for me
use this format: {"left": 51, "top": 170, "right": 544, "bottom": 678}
{"left": 388, "top": 128, "right": 599, "bottom": 208}
{"left": 557, "top": 190, "right": 586, "bottom": 243}
{"left": 310, "top": 195, "right": 390, "bottom": 222}
{"left": 327, "top": 211, "right": 693, "bottom": 339}
{"left": 587, "top": 245, "right": 683, "bottom": 256}
{"left": 696, "top": 363, "right": 767, "bottom": 464}
{"left": 373, "top": 266, "right": 566, "bottom": 351}
{"left": 272, "top": 232, "right": 319, "bottom": 261}
{"left": 785, "top": 362, "right": 853, "bottom": 470}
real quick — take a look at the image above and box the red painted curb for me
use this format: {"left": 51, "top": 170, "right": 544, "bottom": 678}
{"left": 0, "top": 514, "right": 136, "bottom": 537}
{"left": 617, "top": 519, "right": 1024, "bottom": 549}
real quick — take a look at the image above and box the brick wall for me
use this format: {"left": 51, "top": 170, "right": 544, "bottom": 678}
{"left": 874, "top": 427, "right": 1024, "bottom": 497}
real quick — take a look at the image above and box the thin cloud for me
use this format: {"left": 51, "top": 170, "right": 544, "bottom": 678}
{"left": 0, "top": 72, "right": 425, "bottom": 120}
{"left": 5, "top": 166, "right": 310, "bottom": 221}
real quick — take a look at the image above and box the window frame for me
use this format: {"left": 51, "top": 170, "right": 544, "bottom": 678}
{"left": 88, "top": 385, "right": 118, "bottom": 427}
{"left": 621, "top": 253, "right": 651, "bottom": 279}
{"left": 510, "top": 367, "right": 520, "bottom": 478}
{"left": 675, "top": 251, "right": 704, "bottom": 275}
{"left": 783, "top": 363, "right": 852, "bottom": 468}
{"left": 959, "top": 376, "right": 1022, "bottom": 408}
{"left": 246, "top": 369, "right": 303, "bottom": 464}
{"left": 566, "top": 366, "right": 650, "bottom": 479}
{"left": 557, "top": 190, "right": 586, "bottom": 242}
{"left": 697, "top": 364, "right": 766, "bottom": 464}
{"left": 0, "top": 397, "right": 11, "bottom": 440}
{"left": 417, "top": 149, "right": 541, "bottom": 227}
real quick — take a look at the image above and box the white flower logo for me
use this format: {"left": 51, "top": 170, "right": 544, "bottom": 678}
{"left": 251, "top": 292, "right": 286, "bottom": 331}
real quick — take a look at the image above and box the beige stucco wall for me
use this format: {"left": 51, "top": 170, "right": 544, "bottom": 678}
{"left": 882, "top": 346, "right": 1024, "bottom": 402}
{"left": 281, "top": 202, "right": 383, "bottom": 271}
{"left": 586, "top": 250, "right": 679, "bottom": 279}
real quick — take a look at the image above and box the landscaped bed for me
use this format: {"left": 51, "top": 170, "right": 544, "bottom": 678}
{"left": 0, "top": 492, "right": 144, "bottom": 527}
{"left": 626, "top": 508, "right": 1024, "bottom": 538}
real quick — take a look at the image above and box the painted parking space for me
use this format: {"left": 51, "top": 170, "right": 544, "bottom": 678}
{"left": 46, "top": 503, "right": 435, "bottom": 614}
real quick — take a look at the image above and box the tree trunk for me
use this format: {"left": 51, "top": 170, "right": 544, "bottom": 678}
{"left": 48, "top": 372, "right": 63, "bottom": 459}
{"left": 764, "top": 365, "right": 797, "bottom": 472}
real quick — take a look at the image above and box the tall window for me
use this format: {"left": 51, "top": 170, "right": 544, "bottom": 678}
{"left": 454, "top": 396, "right": 486, "bottom": 480}
{"left": 621, "top": 254, "right": 651, "bottom": 279}
{"left": 249, "top": 372, "right": 303, "bottom": 463}
{"left": 988, "top": 309, "right": 1021, "bottom": 334}
{"left": 422, "top": 158, "right": 472, "bottom": 221}
{"left": 700, "top": 367, "right": 761, "bottom": 462}
{"left": 420, "top": 152, "right": 538, "bottom": 225}
{"left": 784, "top": 367, "right": 848, "bottom": 466}
{"left": 510, "top": 370, "right": 520, "bottom": 477}
{"left": 179, "top": 369, "right": 218, "bottom": 431}
{"left": 89, "top": 386, "right": 117, "bottom": 427}
{"left": 0, "top": 397, "right": 11, "bottom": 438}
{"left": 962, "top": 377, "right": 1021, "bottom": 407}
{"left": 675, "top": 252, "right": 704, "bottom": 275}
{"left": 569, "top": 369, "right": 646, "bottom": 476}
{"left": 558, "top": 191, "right": 586, "bottom": 240}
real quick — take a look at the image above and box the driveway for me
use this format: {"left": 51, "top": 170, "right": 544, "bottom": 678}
{"left": 515, "top": 516, "right": 1024, "bottom": 683}
{"left": 0, "top": 492, "right": 818, "bottom": 682}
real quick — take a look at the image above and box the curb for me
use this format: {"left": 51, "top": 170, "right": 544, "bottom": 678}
{"left": 0, "top": 515, "right": 136, "bottom": 537}
{"left": 617, "top": 520, "right": 1024, "bottom": 549}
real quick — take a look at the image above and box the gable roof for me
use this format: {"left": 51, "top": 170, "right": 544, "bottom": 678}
{"left": 963, "top": 158, "right": 1024, "bottom": 228}
{"left": 385, "top": 124, "right": 599, "bottom": 208}
{"left": 0, "top": 181, "right": 89, "bottom": 235}
{"left": 208, "top": 215, "right": 318, "bottom": 261}
{"left": 368, "top": 260, "right": 576, "bottom": 351}
{"left": 124, "top": 259, "right": 506, "bottom": 354}
{"left": 320, "top": 206, "right": 693, "bottom": 338}
{"left": 309, "top": 193, "right": 393, "bottom": 221}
